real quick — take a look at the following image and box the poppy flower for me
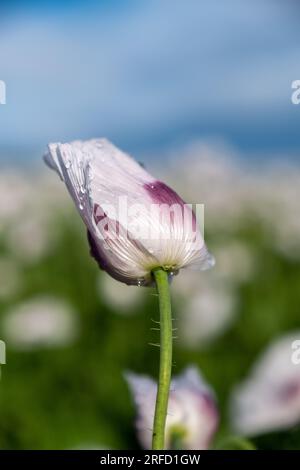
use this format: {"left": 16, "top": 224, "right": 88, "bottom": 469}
{"left": 126, "top": 366, "right": 219, "bottom": 449}
{"left": 44, "top": 139, "right": 214, "bottom": 285}
{"left": 230, "top": 331, "right": 300, "bottom": 436}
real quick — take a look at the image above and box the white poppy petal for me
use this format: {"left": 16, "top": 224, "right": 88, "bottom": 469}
{"left": 44, "top": 138, "right": 214, "bottom": 285}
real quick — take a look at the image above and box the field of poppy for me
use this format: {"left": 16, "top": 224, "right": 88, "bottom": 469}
{"left": 0, "top": 144, "right": 300, "bottom": 449}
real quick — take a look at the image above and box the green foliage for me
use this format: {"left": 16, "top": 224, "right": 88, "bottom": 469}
{"left": 0, "top": 184, "right": 299, "bottom": 450}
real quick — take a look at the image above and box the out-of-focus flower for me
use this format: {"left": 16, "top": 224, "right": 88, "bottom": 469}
{"left": 180, "top": 283, "right": 236, "bottom": 348}
{"left": 6, "top": 211, "right": 55, "bottom": 263}
{"left": 0, "top": 170, "right": 67, "bottom": 263}
{"left": 2, "top": 296, "right": 78, "bottom": 350}
{"left": 97, "top": 274, "right": 144, "bottom": 315}
{"left": 212, "top": 241, "right": 255, "bottom": 286}
{"left": 230, "top": 332, "right": 300, "bottom": 436}
{"left": 0, "top": 257, "right": 22, "bottom": 300}
{"left": 168, "top": 143, "right": 300, "bottom": 261}
{"left": 126, "top": 366, "right": 219, "bottom": 449}
{"left": 169, "top": 143, "right": 247, "bottom": 233}
{"left": 173, "top": 271, "right": 236, "bottom": 347}
{"left": 44, "top": 139, "right": 214, "bottom": 286}
{"left": 0, "top": 171, "right": 34, "bottom": 227}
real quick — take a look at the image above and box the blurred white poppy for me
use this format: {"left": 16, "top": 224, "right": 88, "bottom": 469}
{"left": 212, "top": 241, "right": 255, "bottom": 286}
{"left": 97, "top": 274, "right": 144, "bottom": 315}
{"left": 168, "top": 143, "right": 248, "bottom": 233}
{"left": 6, "top": 212, "right": 55, "bottom": 263}
{"left": 168, "top": 144, "right": 300, "bottom": 261}
{"left": 230, "top": 331, "right": 300, "bottom": 436}
{"left": 173, "top": 271, "right": 236, "bottom": 347}
{"left": 180, "top": 285, "right": 236, "bottom": 348}
{"left": 0, "top": 171, "right": 34, "bottom": 227}
{"left": 126, "top": 366, "right": 219, "bottom": 450}
{"left": 0, "top": 170, "right": 68, "bottom": 263}
{"left": 2, "top": 296, "right": 78, "bottom": 350}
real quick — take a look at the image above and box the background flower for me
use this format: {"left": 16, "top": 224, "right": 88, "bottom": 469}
{"left": 1, "top": 296, "right": 79, "bottom": 350}
{"left": 230, "top": 332, "right": 300, "bottom": 436}
{"left": 126, "top": 366, "right": 219, "bottom": 450}
{"left": 97, "top": 274, "right": 144, "bottom": 315}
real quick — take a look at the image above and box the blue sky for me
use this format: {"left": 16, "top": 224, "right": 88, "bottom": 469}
{"left": 0, "top": 0, "right": 300, "bottom": 164}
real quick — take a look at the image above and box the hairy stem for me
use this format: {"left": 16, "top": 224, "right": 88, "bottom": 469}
{"left": 152, "top": 268, "right": 173, "bottom": 450}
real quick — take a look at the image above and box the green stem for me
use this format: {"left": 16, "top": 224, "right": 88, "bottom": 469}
{"left": 152, "top": 268, "right": 173, "bottom": 450}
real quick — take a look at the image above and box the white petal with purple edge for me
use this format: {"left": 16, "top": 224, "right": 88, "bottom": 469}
{"left": 44, "top": 139, "right": 214, "bottom": 285}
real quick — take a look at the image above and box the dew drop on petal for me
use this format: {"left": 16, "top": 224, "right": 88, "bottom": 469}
{"left": 168, "top": 269, "right": 179, "bottom": 280}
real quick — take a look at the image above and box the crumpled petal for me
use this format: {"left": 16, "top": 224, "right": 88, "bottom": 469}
{"left": 44, "top": 139, "right": 214, "bottom": 285}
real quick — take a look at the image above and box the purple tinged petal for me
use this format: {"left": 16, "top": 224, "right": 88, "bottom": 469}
{"left": 87, "top": 230, "right": 153, "bottom": 286}
{"left": 144, "top": 181, "right": 186, "bottom": 206}
{"left": 44, "top": 139, "right": 214, "bottom": 285}
{"left": 126, "top": 366, "right": 219, "bottom": 450}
